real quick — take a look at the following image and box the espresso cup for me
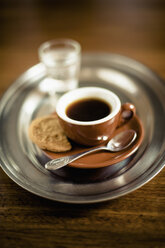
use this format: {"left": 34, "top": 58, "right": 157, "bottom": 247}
{"left": 56, "top": 87, "right": 136, "bottom": 146}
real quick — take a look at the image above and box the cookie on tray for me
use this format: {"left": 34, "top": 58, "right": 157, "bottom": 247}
{"left": 29, "top": 115, "right": 72, "bottom": 152}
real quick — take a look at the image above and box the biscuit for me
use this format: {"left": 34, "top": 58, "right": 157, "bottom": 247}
{"left": 29, "top": 115, "right": 72, "bottom": 152}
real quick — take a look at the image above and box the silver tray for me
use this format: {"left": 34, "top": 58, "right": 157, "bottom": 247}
{"left": 0, "top": 53, "right": 165, "bottom": 204}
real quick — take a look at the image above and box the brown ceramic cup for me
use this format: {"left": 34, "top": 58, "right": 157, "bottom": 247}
{"left": 56, "top": 87, "right": 136, "bottom": 146}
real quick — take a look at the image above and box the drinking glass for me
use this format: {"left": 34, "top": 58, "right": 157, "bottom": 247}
{"left": 38, "top": 39, "right": 81, "bottom": 97}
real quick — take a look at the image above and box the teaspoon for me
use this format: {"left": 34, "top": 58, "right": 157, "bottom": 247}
{"left": 45, "top": 129, "right": 137, "bottom": 170}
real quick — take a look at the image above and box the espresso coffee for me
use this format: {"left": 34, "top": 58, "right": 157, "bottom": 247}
{"left": 66, "top": 98, "right": 111, "bottom": 121}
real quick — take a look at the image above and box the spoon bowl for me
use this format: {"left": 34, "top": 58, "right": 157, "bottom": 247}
{"left": 45, "top": 129, "right": 137, "bottom": 171}
{"left": 107, "top": 129, "right": 137, "bottom": 152}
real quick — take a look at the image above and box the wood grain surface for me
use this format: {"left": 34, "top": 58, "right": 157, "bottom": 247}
{"left": 0, "top": 0, "right": 165, "bottom": 247}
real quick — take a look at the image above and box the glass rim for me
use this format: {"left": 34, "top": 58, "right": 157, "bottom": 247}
{"left": 38, "top": 38, "right": 81, "bottom": 59}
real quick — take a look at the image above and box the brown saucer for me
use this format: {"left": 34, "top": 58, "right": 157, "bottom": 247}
{"left": 44, "top": 114, "right": 144, "bottom": 169}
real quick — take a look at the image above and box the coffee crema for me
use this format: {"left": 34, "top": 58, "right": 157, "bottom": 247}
{"left": 66, "top": 98, "right": 111, "bottom": 122}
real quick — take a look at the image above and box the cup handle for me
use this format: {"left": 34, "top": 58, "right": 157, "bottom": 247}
{"left": 118, "top": 103, "right": 136, "bottom": 127}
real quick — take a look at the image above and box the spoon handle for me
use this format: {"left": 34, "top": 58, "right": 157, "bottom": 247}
{"left": 45, "top": 146, "right": 107, "bottom": 170}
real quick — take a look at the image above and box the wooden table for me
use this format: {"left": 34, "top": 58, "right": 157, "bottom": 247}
{"left": 0, "top": 0, "right": 165, "bottom": 247}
